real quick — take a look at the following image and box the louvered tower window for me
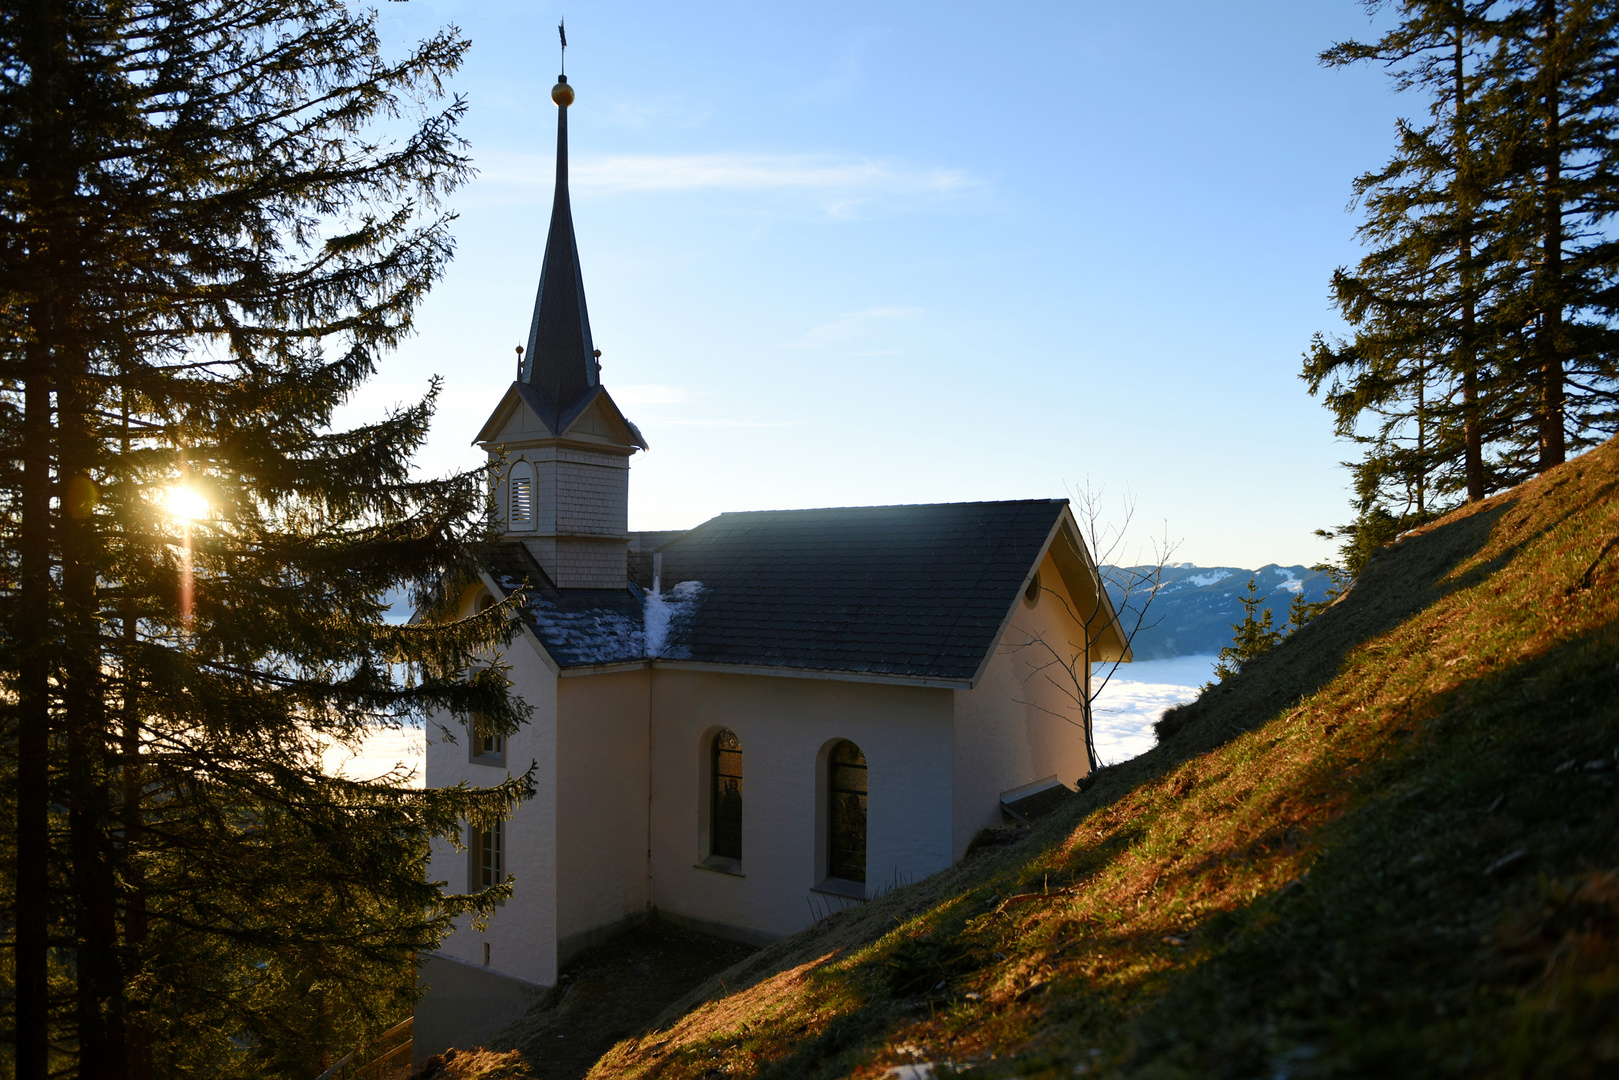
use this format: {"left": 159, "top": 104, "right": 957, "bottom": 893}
{"left": 710, "top": 729, "right": 743, "bottom": 860}
{"left": 508, "top": 461, "right": 534, "bottom": 529}
{"left": 828, "top": 740, "right": 867, "bottom": 883}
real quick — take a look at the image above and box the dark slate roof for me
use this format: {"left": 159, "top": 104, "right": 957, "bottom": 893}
{"left": 485, "top": 544, "right": 649, "bottom": 668}
{"left": 656, "top": 500, "right": 1066, "bottom": 681}
{"left": 628, "top": 530, "right": 689, "bottom": 590}
{"left": 486, "top": 500, "right": 1068, "bottom": 681}
{"left": 520, "top": 77, "right": 600, "bottom": 426}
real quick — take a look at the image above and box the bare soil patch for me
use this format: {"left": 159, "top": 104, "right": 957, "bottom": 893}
{"left": 420, "top": 921, "right": 756, "bottom": 1080}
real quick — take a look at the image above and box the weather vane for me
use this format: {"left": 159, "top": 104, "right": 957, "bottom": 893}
{"left": 558, "top": 19, "right": 566, "bottom": 75}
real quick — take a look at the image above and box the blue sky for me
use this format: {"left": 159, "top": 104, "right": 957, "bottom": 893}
{"left": 360, "top": 1, "right": 1408, "bottom": 568}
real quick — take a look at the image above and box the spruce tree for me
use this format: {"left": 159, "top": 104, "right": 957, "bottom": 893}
{"left": 1310, "top": 1, "right": 1512, "bottom": 516}
{"left": 1487, "top": 0, "right": 1619, "bottom": 472}
{"left": 1310, "top": 0, "right": 1619, "bottom": 572}
{"left": 0, "top": 3, "right": 530, "bottom": 1077}
{"left": 1209, "top": 577, "right": 1285, "bottom": 685}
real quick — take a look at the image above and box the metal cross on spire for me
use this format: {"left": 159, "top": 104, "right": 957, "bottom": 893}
{"left": 558, "top": 19, "right": 567, "bottom": 75}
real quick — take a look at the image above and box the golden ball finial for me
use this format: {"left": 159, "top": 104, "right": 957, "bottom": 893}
{"left": 552, "top": 75, "right": 574, "bottom": 107}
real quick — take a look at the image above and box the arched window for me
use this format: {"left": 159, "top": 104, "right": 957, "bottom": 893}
{"left": 710, "top": 729, "right": 743, "bottom": 861}
{"left": 507, "top": 461, "right": 535, "bottom": 530}
{"left": 828, "top": 740, "right": 867, "bottom": 883}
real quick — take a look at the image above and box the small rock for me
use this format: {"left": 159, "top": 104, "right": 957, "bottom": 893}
{"left": 1555, "top": 759, "right": 1578, "bottom": 774}
{"left": 964, "top": 992, "right": 982, "bottom": 1001}
{"left": 1161, "top": 935, "right": 1187, "bottom": 946}
{"left": 884, "top": 1065, "right": 935, "bottom": 1080}
{"left": 1014, "top": 981, "right": 1049, "bottom": 1002}
{"left": 1584, "top": 759, "right": 1613, "bottom": 772}
{"left": 1484, "top": 849, "right": 1530, "bottom": 877}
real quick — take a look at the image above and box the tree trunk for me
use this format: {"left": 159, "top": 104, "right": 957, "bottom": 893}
{"left": 60, "top": 344, "right": 129, "bottom": 1079}
{"left": 1454, "top": 22, "right": 1486, "bottom": 500}
{"left": 15, "top": 341, "right": 54, "bottom": 1080}
{"left": 119, "top": 389, "right": 152, "bottom": 1080}
{"left": 1538, "top": 0, "right": 1567, "bottom": 470}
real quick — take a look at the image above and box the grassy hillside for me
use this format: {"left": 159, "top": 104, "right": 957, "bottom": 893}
{"left": 567, "top": 438, "right": 1619, "bottom": 1080}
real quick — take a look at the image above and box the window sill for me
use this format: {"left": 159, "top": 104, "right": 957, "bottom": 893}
{"left": 695, "top": 856, "right": 744, "bottom": 877}
{"left": 469, "top": 754, "right": 507, "bottom": 768}
{"left": 811, "top": 877, "right": 866, "bottom": 900}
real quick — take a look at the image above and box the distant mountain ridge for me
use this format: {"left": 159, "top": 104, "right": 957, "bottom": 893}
{"left": 1102, "top": 562, "right": 1335, "bottom": 660}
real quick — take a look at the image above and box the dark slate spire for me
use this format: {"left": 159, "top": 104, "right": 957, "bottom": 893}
{"left": 522, "top": 73, "right": 599, "bottom": 420}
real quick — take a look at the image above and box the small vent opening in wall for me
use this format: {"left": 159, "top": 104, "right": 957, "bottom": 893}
{"left": 1023, "top": 570, "right": 1042, "bottom": 607}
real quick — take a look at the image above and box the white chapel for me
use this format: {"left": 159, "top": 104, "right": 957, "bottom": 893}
{"left": 415, "top": 69, "right": 1130, "bottom": 1061}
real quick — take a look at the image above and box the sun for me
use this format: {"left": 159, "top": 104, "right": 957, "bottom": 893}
{"left": 164, "top": 486, "right": 210, "bottom": 523}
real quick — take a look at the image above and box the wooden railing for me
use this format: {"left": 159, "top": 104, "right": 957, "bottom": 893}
{"left": 314, "top": 1016, "right": 413, "bottom": 1080}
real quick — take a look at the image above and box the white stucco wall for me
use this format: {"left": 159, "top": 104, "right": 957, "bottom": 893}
{"left": 424, "top": 594, "right": 561, "bottom": 987}
{"left": 554, "top": 669, "right": 653, "bottom": 946}
{"left": 950, "top": 548, "right": 1094, "bottom": 859}
{"left": 646, "top": 669, "right": 954, "bottom": 940}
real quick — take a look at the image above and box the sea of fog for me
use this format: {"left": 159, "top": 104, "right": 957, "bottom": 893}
{"left": 324, "top": 654, "right": 1218, "bottom": 789}
{"left": 1089, "top": 654, "right": 1217, "bottom": 765}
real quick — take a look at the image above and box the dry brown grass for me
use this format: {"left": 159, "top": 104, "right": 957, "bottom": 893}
{"left": 582, "top": 437, "right": 1619, "bottom": 1080}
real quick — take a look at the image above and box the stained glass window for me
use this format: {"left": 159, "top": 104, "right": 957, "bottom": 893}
{"left": 711, "top": 729, "right": 743, "bottom": 860}
{"left": 828, "top": 740, "right": 867, "bottom": 883}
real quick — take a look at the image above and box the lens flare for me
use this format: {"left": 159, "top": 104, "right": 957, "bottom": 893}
{"left": 165, "top": 486, "right": 210, "bottom": 522}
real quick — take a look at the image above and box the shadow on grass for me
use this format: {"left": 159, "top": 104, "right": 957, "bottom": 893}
{"left": 593, "top": 446, "right": 1619, "bottom": 1080}
{"left": 1112, "top": 619, "right": 1619, "bottom": 1079}
{"left": 1151, "top": 498, "right": 1512, "bottom": 753}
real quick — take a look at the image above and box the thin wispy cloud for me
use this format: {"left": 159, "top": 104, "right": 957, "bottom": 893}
{"left": 780, "top": 306, "right": 923, "bottom": 354}
{"left": 612, "top": 383, "right": 695, "bottom": 406}
{"left": 795, "top": 26, "right": 891, "bottom": 105}
{"left": 475, "top": 151, "right": 981, "bottom": 215}
{"left": 576, "top": 154, "right": 972, "bottom": 196}
{"left": 655, "top": 418, "right": 805, "bottom": 429}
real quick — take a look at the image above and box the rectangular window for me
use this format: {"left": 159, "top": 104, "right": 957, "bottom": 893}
{"left": 470, "top": 714, "right": 505, "bottom": 765}
{"left": 471, "top": 819, "right": 504, "bottom": 890}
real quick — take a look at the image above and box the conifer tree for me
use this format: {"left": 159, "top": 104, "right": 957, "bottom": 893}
{"left": 1310, "top": 0, "right": 1619, "bottom": 572}
{"left": 0, "top": 3, "right": 530, "bottom": 1077}
{"left": 1209, "top": 577, "right": 1284, "bottom": 685}
{"left": 1309, "top": 0, "right": 1511, "bottom": 515}
{"left": 1487, "top": 0, "right": 1619, "bottom": 471}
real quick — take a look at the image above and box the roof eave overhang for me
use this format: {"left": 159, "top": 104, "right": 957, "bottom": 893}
{"left": 558, "top": 658, "right": 972, "bottom": 689}
{"left": 557, "top": 385, "right": 649, "bottom": 450}
{"left": 472, "top": 383, "right": 548, "bottom": 446}
{"left": 472, "top": 382, "right": 648, "bottom": 452}
{"left": 966, "top": 502, "right": 1131, "bottom": 689}
{"left": 1049, "top": 506, "right": 1132, "bottom": 664}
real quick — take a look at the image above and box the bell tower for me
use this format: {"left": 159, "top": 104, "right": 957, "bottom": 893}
{"left": 473, "top": 66, "right": 647, "bottom": 589}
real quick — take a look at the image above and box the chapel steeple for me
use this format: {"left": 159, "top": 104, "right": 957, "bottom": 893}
{"left": 474, "top": 56, "right": 648, "bottom": 592}
{"left": 520, "top": 70, "right": 600, "bottom": 425}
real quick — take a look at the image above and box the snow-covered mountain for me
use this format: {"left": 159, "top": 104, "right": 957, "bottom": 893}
{"left": 1101, "top": 563, "right": 1336, "bottom": 660}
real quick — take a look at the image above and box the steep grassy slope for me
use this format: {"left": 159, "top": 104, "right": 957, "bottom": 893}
{"left": 584, "top": 439, "right": 1619, "bottom": 1080}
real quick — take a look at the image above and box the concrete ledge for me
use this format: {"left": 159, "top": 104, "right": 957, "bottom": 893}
{"left": 413, "top": 953, "right": 551, "bottom": 1072}
{"left": 654, "top": 906, "right": 783, "bottom": 950}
